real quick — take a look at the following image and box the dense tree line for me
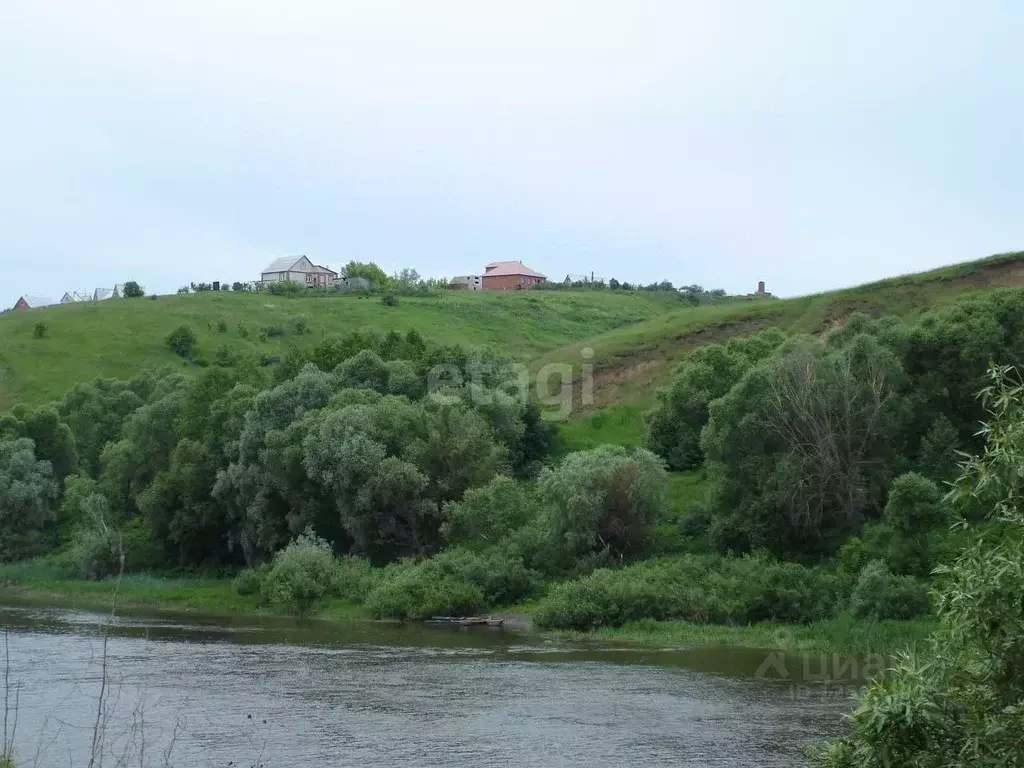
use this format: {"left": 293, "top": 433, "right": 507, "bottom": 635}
{"left": 646, "top": 289, "right": 1024, "bottom": 562}
{"left": 0, "top": 329, "right": 559, "bottom": 574}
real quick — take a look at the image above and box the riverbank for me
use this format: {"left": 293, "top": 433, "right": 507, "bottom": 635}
{"left": 0, "top": 575, "right": 934, "bottom": 656}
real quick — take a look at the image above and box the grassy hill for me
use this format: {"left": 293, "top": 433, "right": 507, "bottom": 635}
{"left": 3, "top": 251, "right": 1024, "bottom": 414}
{"left": 0, "top": 289, "right": 680, "bottom": 409}
{"left": 540, "top": 251, "right": 1024, "bottom": 408}
{"left": 541, "top": 251, "right": 1024, "bottom": 453}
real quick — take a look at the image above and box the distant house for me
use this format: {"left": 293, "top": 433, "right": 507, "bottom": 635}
{"left": 94, "top": 285, "right": 122, "bottom": 301}
{"left": 449, "top": 275, "right": 482, "bottom": 291}
{"left": 13, "top": 296, "right": 56, "bottom": 311}
{"left": 334, "top": 275, "right": 371, "bottom": 292}
{"left": 481, "top": 261, "right": 547, "bottom": 291}
{"left": 261, "top": 256, "right": 337, "bottom": 288}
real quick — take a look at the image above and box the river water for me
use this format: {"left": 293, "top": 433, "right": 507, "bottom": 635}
{"left": 0, "top": 604, "right": 861, "bottom": 767}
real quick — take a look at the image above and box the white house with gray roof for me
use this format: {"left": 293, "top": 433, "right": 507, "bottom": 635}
{"left": 260, "top": 256, "right": 337, "bottom": 288}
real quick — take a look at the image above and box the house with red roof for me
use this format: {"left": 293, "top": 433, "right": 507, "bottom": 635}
{"left": 481, "top": 261, "right": 547, "bottom": 291}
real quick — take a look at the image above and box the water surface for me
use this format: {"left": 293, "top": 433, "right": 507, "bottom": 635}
{"left": 0, "top": 605, "right": 857, "bottom": 767}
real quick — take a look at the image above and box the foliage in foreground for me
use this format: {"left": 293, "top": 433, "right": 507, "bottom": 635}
{"left": 809, "top": 365, "right": 1024, "bottom": 767}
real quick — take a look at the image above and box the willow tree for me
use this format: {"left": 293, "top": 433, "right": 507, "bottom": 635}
{"left": 810, "top": 365, "right": 1024, "bottom": 767}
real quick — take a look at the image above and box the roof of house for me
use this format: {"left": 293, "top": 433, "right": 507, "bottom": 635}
{"left": 22, "top": 296, "right": 56, "bottom": 308}
{"left": 262, "top": 255, "right": 307, "bottom": 274}
{"left": 483, "top": 261, "right": 546, "bottom": 279}
{"left": 314, "top": 264, "right": 338, "bottom": 276}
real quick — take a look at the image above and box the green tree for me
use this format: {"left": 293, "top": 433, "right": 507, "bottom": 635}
{"left": 302, "top": 399, "right": 436, "bottom": 561}
{"left": 538, "top": 445, "right": 667, "bottom": 561}
{"left": 0, "top": 437, "right": 58, "bottom": 560}
{"left": 99, "top": 389, "right": 185, "bottom": 518}
{"left": 810, "top": 364, "right": 1024, "bottom": 767}
{"left": 341, "top": 260, "right": 390, "bottom": 288}
{"left": 213, "top": 365, "right": 338, "bottom": 562}
{"left": 58, "top": 378, "right": 144, "bottom": 476}
{"left": 701, "top": 335, "right": 907, "bottom": 558}
{"left": 122, "top": 281, "right": 145, "bottom": 298}
{"left": 441, "top": 476, "right": 544, "bottom": 550}
{"left": 6, "top": 406, "right": 78, "bottom": 483}
{"left": 166, "top": 325, "right": 198, "bottom": 359}
{"left": 645, "top": 330, "right": 785, "bottom": 470}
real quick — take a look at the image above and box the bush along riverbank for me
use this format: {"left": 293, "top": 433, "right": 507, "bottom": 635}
{"left": 7, "top": 292, "right": 1024, "bottom": 666}
{"left": 0, "top": 565, "right": 933, "bottom": 658}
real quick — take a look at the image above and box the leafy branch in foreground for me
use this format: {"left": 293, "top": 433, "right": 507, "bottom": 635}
{"left": 809, "top": 364, "right": 1024, "bottom": 767}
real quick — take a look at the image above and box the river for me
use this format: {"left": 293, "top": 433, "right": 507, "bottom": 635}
{"left": 0, "top": 604, "right": 861, "bottom": 767}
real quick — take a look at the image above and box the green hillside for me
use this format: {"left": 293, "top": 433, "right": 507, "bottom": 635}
{"left": 539, "top": 250, "right": 1024, "bottom": 411}
{"left": 0, "top": 289, "right": 679, "bottom": 409}
{"left": 3, "top": 251, "right": 1024, "bottom": 412}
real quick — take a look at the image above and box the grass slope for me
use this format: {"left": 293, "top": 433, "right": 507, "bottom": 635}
{"left": 0, "top": 290, "right": 678, "bottom": 408}
{"left": 544, "top": 251, "right": 1024, "bottom": 453}
{"left": 4, "top": 251, "right": 1024, "bottom": 412}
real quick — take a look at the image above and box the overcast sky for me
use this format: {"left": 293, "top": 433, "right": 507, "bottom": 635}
{"left": 2, "top": 1, "right": 1022, "bottom": 307}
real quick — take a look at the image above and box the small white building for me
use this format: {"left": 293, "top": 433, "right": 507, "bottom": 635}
{"left": 449, "top": 275, "right": 482, "bottom": 291}
{"left": 261, "top": 256, "right": 337, "bottom": 288}
{"left": 93, "top": 285, "right": 122, "bottom": 301}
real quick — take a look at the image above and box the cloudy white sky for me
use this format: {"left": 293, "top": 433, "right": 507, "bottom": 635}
{"left": 2, "top": 1, "right": 1021, "bottom": 307}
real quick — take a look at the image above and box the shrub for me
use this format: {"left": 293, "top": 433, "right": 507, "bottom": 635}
{"left": 214, "top": 343, "right": 237, "bottom": 367}
{"left": 533, "top": 554, "right": 841, "bottom": 630}
{"left": 32, "top": 322, "right": 47, "bottom": 339}
{"left": 261, "top": 529, "right": 340, "bottom": 614}
{"left": 538, "top": 446, "right": 667, "bottom": 560}
{"left": 290, "top": 314, "right": 310, "bottom": 335}
{"left": 334, "top": 556, "right": 376, "bottom": 602}
{"left": 233, "top": 566, "right": 265, "bottom": 596}
{"left": 848, "top": 560, "right": 931, "bottom": 620}
{"left": 884, "top": 472, "right": 945, "bottom": 532}
{"left": 364, "top": 549, "right": 542, "bottom": 619}
{"left": 263, "top": 325, "right": 285, "bottom": 338}
{"left": 365, "top": 563, "right": 485, "bottom": 620}
{"left": 166, "top": 325, "right": 197, "bottom": 359}
{"left": 215, "top": 316, "right": 228, "bottom": 333}
{"left": 381, "top": 292, "right": 399, "bottom": 307}
{"left": 267, "top": 281, "right": 304, "bottom": 297}
{"left": 122, "top": 281, "right": 144, "bottom": 298}
{"left": 237, "top": 322, "right": 250, "bottom": 339}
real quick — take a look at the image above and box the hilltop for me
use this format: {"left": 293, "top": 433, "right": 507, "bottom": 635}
{"left": 2, "top": 251, "right": 1024, "bottom": 412}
